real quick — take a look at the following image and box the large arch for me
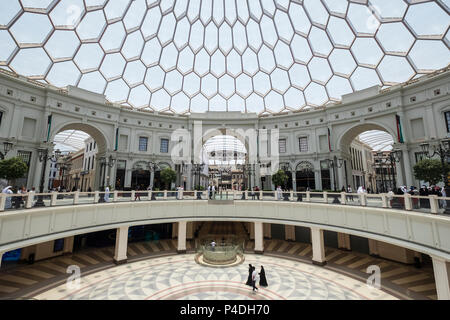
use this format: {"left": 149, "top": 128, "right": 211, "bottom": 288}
{"left": 195, "top": 127, "right": 254, "bottom": 164}
{"left": 50, "top": 122, "right": 111, "bottom": 155}
{"left": 337, "top": 122, "right": 397, "bottom": 153}
{"left": 49, "top": 121, "right": 112, "bottom": 190}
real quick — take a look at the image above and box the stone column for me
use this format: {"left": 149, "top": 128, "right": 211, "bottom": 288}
{"left": 109, "top": 161, "right": 117, "bottom": 189}
{"left": 337, "top": 233, "right": 351, "bottom": 251}
{"left": 150, "top": 170, "right": 154, "bottom": 189}
{"left": 368, "top": 239, "right": 379, "bottom": 256}
{"left": 402, "top": 149, "right": 413, "bottom": 188}
{"left": 263, "top": 223, "right": 271, "bottom": 239}
{"left": 113, "top": 226, "right": 129, "bottom": 265}
{"left": 255, "top": 163, "right": 261, "bottom": 189}
{"left": 254, "top": 222, "right": 264, "bottom": 254}
{"left": 431, "top": 256, "right": 450, "bottom": 300}
{"left": 177, "top": 221, "right": 187, "bottom": 253}
{"left": 291, "top": 171, "right": 297, "bottom": 192}
{"left": 285, "top": 225, "right": 295, "bottom": 241}
{"left": 311, "top": 227, "right": 326, "bottom": 266}
{"left": 337, "top": 165, "right": 346, "bottom": 191}
{"left": 315, "top": 170, "right": 322, "bottom": 191}
{"left": 124, "top": 168, "right": 132, "bottom": 189}
{"left": 395, "top": 160, "right": 405, "bottom": 187}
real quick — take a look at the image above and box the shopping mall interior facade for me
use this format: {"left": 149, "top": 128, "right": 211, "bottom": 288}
{"left": 0, "top": 0, "right": 449, "bottom": 301}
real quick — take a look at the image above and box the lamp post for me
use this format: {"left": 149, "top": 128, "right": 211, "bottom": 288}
{"left": 98, "top": 155, "right": 115, "bottom": 203}
{"left": 34, "top": 148, "right": 61, "bottom": 207}
{"left": 327, "top": 158, "right": 345, "bottom": 192}
{"left": 375, "top": 150, "right": 402, "bottom": 192}
{"left": 60, "top": 163, "right": 71, "bottom": 189}
{"left": 420, "top": 139, "right": 450, "bottom": 212}
{"left": 147, "top": 160, "right": 160, "bottom": 189}
{"left": 191, "top": 162, "right": 205, "bottom": 198}
{"left": 0, "top": 141, "right": 13, "bottom": 160}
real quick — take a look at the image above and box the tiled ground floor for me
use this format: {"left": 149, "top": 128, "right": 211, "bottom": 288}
{"left": 0, "top": 238, "right": 436, "bottom": 300}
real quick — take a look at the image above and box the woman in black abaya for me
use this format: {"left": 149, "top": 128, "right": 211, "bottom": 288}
{"left": 246, "top": 264, "right": 254, "bottom": 286}
{"left": 259, "top": 266, "right": 268, "bottom": 287}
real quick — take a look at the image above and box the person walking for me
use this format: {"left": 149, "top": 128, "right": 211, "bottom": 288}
{"left": 259, "top": 266, "right": 268, "bottom": 287}
{"left": 255, "top": 186, "right": 260, "bottom": 200}
{"left": 2, "top": 186, "right": 13, "bottom": 209}
{"left": 208, "top": 185, "right": 212, "bottom": 199}
{"left": 245, "top": 264, "right": 254, "bottom": 286}
{"left": 276, "top": 186, "right": 282, "bottom": 200}
{"left": 135, "top": 186, "right": 141, "bottom": 201}
{"left": 439, "top": 187, "right": 446, "bottom": 210}
{"left": 252, "top": 268, "right": 259, "bottom": 292}
{"left": 347, "top": 185, "right": 353, "bottom": 201}
{"left": 104, "top": 186, "right": 110, "bottom": 202}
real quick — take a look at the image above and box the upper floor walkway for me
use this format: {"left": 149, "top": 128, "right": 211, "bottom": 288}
{"left": 0, "top": 189, "right": 449, "bottom": 262}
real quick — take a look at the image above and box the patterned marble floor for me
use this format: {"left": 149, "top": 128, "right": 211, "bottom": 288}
{"left": 33, "top": 254, "right": 396, "bottom": 300}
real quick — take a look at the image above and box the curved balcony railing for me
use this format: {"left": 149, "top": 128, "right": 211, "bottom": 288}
{"left": 0, "top": 189, "right": 448, "bottom": 215}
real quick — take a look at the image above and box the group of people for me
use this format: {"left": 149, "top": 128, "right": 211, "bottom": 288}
{"left": 246, "top": 264, "right": 268, "bottom": 292}
{"left": 386, "top": 185, "right": 447, "bottom": 209}
{"left": 1, "top": 185, "right": 35, "bottom": 209}
{"left": 250, "top": 186, "right": 260, "bottom": 200}
{"left": 207, "top": 185, "right": 216, "bottom": 199}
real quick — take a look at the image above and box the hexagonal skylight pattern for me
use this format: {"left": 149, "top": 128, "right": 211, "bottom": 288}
{"left": 1, "top": 0, "right": 449, "bottom": 115}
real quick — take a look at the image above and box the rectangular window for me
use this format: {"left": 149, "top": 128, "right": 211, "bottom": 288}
{"left": 139, "top": 137, "right": 148, "bottom": 151}
{"left": 160, "top": 138, "right": 169, "bottom": 153}
{"left": 90, "top": 142, "right": 92, "bottom": 151}
{"left": 279, "top": 139, "right": 286, "bottom": 153}
{"left": 445, "top": 111, "right": 450, "bottom": 133}
{"left": 298, "top": 137, "right": 308, "bottom": 152}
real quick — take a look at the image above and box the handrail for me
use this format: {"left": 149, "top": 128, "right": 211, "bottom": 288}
{"left": 0, "top": 190, "right": 448, "bottom": 215}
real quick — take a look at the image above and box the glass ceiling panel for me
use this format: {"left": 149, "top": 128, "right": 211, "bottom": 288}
{"left": 0, "top": 0, "right": 450, "bottom": 113}
{"left": 2, "top": 0, "right": 449, "bottom": 150}
{"left": 54, "top": 130, "right": 91, "bottom": 152}
{"left": 358, "top": 130, "right": 394, "bottom": 152}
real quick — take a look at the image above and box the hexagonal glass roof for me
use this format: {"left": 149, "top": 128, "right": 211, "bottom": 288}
{"left": 1, "top": 0, "right": 448, "bottom": 115}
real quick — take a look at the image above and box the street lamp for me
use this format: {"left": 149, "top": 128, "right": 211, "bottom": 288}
{"left": 0, "top": 141, "right": 14, "bottom": 160}
{"left": 375, "top": 149, "right": 402, "bottom": 192}
{"left": 0, "top": 141, "right": 14, "bottom": 159}
{"left": 147, "top": 161, "right": 160, "bottom": 189}
{"left": 191, "top": 162, "right": 205, "bottom": 199}
{"left": 327, "top": 158, "right": 345, "bottom": 192}
{"left": 34, "top": 148, "right": 61, "bottom": 207}
{"left": 420, "top": 139, "right": 450, "bottom": 212}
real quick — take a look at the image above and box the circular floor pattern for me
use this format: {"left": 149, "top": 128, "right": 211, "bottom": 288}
{"left": 33, "top": 254, "right": 397, "bottom": 300}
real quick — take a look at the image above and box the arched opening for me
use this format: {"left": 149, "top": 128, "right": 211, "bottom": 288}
{"left": 295, "top": 161, "right": 315, "bottom": 191}
{"left": 49, "top": 123, "right": 110, "bottom": 192}
{"left": 131, "top": 161, "right": 150, "bottom": 190}
{"left": 338, "top": 123, "right": 397, "bottom": 193}
{"left": 203, "top": 135, "right": 248, "bottom": 191}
